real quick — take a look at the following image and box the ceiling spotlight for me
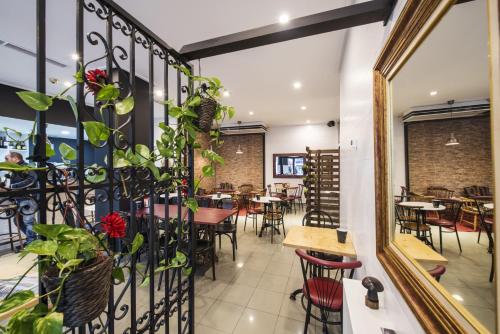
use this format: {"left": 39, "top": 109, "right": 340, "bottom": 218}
{"left": 249, "top": 111, "right": 254, "bottom": 116}
{"left": 293, "top": 81, "right": 302, "bottom": 90}
{"left": 71, "top": 53, "right": 80, "bottom": 61}
{"left": 60, "top": 130, "right": 71, "bottom": 135}
{"left": 223, "top": 90, "right": 230, "bottom": 97}
{"left": 63, "top": 81, "right": 72, "bottom": 87}
{"left": 279, "top": 13, "right": 290, "bottom": 24}
{"left": 155, "top": 89, "right": 164, "bottom": 97}
{"left": 300, "top": 106, "right": 307, "bottom": 110}
{"left": 430, "top": 91, "right": 438, "bottom": 96}
{"left": 306, "top": 120, "right": 310, "bottom": 124}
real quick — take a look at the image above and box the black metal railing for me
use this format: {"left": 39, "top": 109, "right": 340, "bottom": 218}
{"left": 0, "top": 0, "right": 195, "bottom": 333}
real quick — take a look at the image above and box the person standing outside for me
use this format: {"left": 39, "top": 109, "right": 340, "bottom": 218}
{"left": 5, "top": 152, "right": 38, "bottom": 246}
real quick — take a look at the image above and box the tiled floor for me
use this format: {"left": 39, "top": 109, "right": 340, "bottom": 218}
{"left": 396, "top": 224, "right": 496, "bottom": 333}
{"left": 194, "top": 208, "right": 336, "bottom": 334}
{"left": 0, "top": 208, "right": 495, "bottom": 333}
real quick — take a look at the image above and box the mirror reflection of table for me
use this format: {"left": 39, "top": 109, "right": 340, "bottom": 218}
{"left": 394, "top": 234, "right": 448, "bottom": 266}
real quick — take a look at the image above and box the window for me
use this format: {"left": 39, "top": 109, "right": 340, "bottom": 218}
{"left": 273, "top": 154, "right": 305, "bottom": 178}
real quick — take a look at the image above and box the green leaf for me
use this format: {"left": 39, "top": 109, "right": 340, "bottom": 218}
{"left": 115, "top": 96, "right": 134, "bottom": 115}
{"left": 227, "top": 106, "right": 235, "bottom": 119}
{"left": 0, "top": 290, "right": 35, "bottom": 313}
{"left": 66, "top": 95, "right": 79, "bottom": 122}
{"left": 82, "top": 121, "right": 110, "bottom": 146}
{"left": 7, "top": 308, "right": 39, "bottom": 334}
{"left": 74, "top": 65, "right": 84, "bottom": 83}
{"left": 158, "top": 172, "right": 171, "bottom": 182}
{"left": 57, "top": 240, "right": 78, "bottom": 260}
{"left": 130, "top": 233, "right": 144, "bottom": 255}
{"left": 22, "top": 240, "right": 58, "bottom": 256}
{"left": 44, "top": 143, "right": 55, "bottom": 158}
{"left": 33, "top": 224, "right": 72, "bottom": 240}
{"left": 135, "top": 144, "right": 150, "bottom": 161}
{"left": 96, "top": 84, "right": 120, "bottom": 101}
{"left": 112, "top": 267, "right": 125, "bottom": 284}
{"left": 33, "top": 312, "right": 63, "bottom": 334}
{"left": 144, "top": 160, "right": 160, "bottom": 180}
{"left": 86, "top": 165, "right": 107, "bottom": 183}
{"left": 185, "top": 197, "right": 199, "bottom": 213}
{"left": 187, "top": 96, "right": 201, "bottom": 107}
{"left": 58, "top": 258, "right": 84, "bottom": 273}
{"left": 202, "top": 165, "right": 215, "bottom": 177}
{"left": 58, "top": 143, "right": 76, "bottom": 161}
{"left": 168, "top": 106, "right": 183, "bottom": 119}
{"left": 16, "top": 91, "right": 53, "bottom": 111}
{"left": 182, "top": 267, "right": 192, "bottom": 277}
{"left": 139, "top": 276, "right": 150, "bottom": 288}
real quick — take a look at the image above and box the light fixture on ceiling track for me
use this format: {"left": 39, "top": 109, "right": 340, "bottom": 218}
{"left": 445, "top": 99, "right": 459, "bottom": 146}
{"left": 236, "top": 121, "right": 244, "bottom": 154}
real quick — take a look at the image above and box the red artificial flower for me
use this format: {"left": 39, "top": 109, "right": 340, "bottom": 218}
{"left": 181, "top": 178, "right": 188, "bottom": 197}
{"left": 101, "top": 212, "right": 126, "bottom": 238}
{"left": 85, "top": 69, "right": 108, "bottom": 95}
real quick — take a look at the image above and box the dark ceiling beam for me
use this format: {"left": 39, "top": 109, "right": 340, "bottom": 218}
{"left": 180, "top": 0, "right": 395, "bottom": 60}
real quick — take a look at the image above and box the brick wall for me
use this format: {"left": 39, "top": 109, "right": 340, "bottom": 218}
{"left": 194, "top": 133, "right": 216, "bottom": 192}
{"left": 407, "top": 116, "right": 492, "bottom": 196}
{"left": 215, "top": 134, "right": 264, "bottom": 190}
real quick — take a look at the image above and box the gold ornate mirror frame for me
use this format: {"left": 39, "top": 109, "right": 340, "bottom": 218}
{"left": 374, "top": 0, "right": 499, "bottom": 333}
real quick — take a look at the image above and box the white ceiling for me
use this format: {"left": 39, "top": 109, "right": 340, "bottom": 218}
{"left": 0, "top": 0, "right": 349, "bottom": 128}
{"left": 392, "top": 0, "right": 489, "bottom": 115}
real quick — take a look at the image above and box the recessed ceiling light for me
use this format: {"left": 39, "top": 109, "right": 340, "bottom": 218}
{"left": 63, "top": 81, "right": 72, "bottom": 87}
{"left": 293, "top": 81, "right": 302, "bottom": 90}
{"left": 60, "top": 130, "right": 71, "bottom": 135}
{"left": 223, "top": 90, "right": 230, "bottom": 98}
{"left": 306, "top": 120, "right": 310, "bottom": 124}
{"left": 279, "top": 13, "right": 290, "bottom": 24}
{"left": 300, "top": 106, "right": 307, "bottom": 110}
{"left": 249, "top": 111, "right": 254, "bottom": 116}
{"left": 155, "top": 89, "right": 164, "bottom": 97}
{"left": 430, "top": 91, "right": 438, "bottom": 96}
{"left": 71, "top": 53, "right": 80, "bottom": 61}
{"left": 452, "top": 294, "right": 463, "bottom": 302}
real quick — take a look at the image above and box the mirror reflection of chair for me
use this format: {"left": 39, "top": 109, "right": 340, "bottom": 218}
{"left": 426, "top": 198, "right": 462, "bottom": 254}
{"left": 474, "top": 199, "right": 495, "bottom": 282}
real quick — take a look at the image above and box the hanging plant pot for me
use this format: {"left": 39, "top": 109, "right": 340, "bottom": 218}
{"left": 194, "top": 97, "right": 218, "bottom": 133}
{"left": 41, "top": 256, "right": 113, "bottom": 328}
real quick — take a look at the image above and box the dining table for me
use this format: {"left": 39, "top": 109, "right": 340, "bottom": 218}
{"left": 398, "top": 201, "right": 445, "bottom": 242}
{"left": 394, "top": 234, "right": 448, "bottom": 266}
{"left": 137, "top": 204, "right": 234, "bottom": 280}
{"left": 484, "top": 203, "right": 494, "bottom": 210}
{"left": 283, "top": 225, "right": 357, "bottom": 300}
{"left": 251, "top": 196, "right": 282, "bottom": 237}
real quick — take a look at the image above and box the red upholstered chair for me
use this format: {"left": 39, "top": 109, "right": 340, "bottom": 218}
{"left": 426, "top": 199, "right": 463, "bottom": 254}
{"left": 295, "top": 249, "right": 362, "bottom": 334}
{"left": 427, "top": 265, "right": 446, "bottom": 282}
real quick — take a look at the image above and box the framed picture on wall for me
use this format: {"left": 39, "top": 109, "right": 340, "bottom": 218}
{"left": 273, "top": 153, "right": 305, "bottom": 178}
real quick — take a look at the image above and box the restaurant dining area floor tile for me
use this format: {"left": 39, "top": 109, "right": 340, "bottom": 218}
{"left": 190, "top": 210, "right": 339, "bottom": 334}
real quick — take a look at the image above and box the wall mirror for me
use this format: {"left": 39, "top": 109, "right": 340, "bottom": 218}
{"left": 273, "top": 153, "right": 305, "bottom": 178}
{"left": 374, "top": 0, "right": 497, "bottom": 333}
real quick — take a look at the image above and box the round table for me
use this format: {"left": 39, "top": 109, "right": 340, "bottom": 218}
{"left": 251, "top": 196, "right": 282, "bottom": 204}
{"left": 209, "top": 194, "right": 232, "bottom": 201}
{"left": 159, "top": 193, "right": 178, "bottom": 199}
{"left": 398, "top": 201, "right": 446, "bottom": 211}
{"left": 484, "top": 203, "right": 494, "bottom": 210}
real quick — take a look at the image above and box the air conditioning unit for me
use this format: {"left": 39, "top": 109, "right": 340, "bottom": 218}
{"left": 402, "top": 99, "right": 490, "bottom": 123}
{"left": 220, "top": 122, "right": 268, "bottom": 135}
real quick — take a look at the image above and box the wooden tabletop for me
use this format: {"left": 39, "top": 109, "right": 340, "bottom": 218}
{"left": 394, "top": 234, "right": 448, "bottom": 265}
{"left": 283, "top": 226, "right": 356, "bottom": 258}
{"left": 138, "top": 204, "right": 234, "bottom": 226}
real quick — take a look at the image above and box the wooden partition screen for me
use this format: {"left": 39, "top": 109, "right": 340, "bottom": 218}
{"left": 304, "top": 147, "right": 340, "bottom": 226}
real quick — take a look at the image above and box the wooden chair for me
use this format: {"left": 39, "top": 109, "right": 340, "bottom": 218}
{"left": 459, "top": 197, "right": 480, "bottom": 230}
{"left": 295, "top": 249, "right": 362, "bottom": 334}
{"left": 426, "top": 186, "right": 454, "bottom": 199}
{"left": 244, "top": 200, "right": 263, "bottom": 234}
{"left": 474, "top": 199, "right": 495, "bottom": 282}
{"left": 426, "top": 199, "right": 462, "bottom": 254}
{"left": 395, "top": 203, "right": 434, "bottom": 247}
{"left": 263, "top": 200, "right": 286, "bottom": 243}
{"left": 215, "top": 199, "right": 240, "bottom": 261}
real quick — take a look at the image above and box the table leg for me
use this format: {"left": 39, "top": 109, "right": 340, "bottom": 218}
{"left": 258, "top": 204, "right": 267, "bottom": 237}
{"left": 210, "top": 226, "right": 216, "bottom": 280}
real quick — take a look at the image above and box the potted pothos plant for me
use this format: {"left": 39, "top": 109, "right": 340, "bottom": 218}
{"left": 0, "top": 212, "right": 143, "bottom": 333}
{"left": 0, "top": 53, "right": 235, "bottom": 331}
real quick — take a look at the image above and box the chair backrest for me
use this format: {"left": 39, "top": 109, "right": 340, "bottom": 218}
{"left": 302, "top": 210, "right": 338, "bottom": 229}
{"left": 426, "top": 186, "right": 454, "bottom": 199}
{"left": 267, "top": 184, "right": 272, "bottom": 196}
{"left": 473, "top": 199, "right": 494, "bottom": 248}
{"left": 295, "top": 249, "right": 362, "bottom": 308}
{"left": 439, "top": 199, "right": 462, "bottom": 222}
{"left": 238, "top": 184, "right": 254, "bottom": 194}
{"left": 297, "top": 184, "right": 304, "bottom": 197}
{"left": 394, "top": 203, "right": 420, "bottom": 224}
{"left": 196, "top": 195, "right": 211, "bottom": 208}
{"left": 274, "top": 183, "right": 284, "bottom": 193}
{"left": 287, "top": 186, "right": 298, "bottom": 197}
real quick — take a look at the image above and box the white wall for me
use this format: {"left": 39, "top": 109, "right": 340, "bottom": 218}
{"left": 265, "top": 124, "right": 338, "bottom": 188}
{"left": 392, "top": 115, "right": 406, "bottom": 194}
{"left": 339, "top": 0, "right": 424, "bottom": 332}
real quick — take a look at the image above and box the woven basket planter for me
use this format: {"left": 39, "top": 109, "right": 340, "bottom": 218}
{"left": 194, "top": 97, "right": 217, "bottom": 133}
{"left": 41, "top": 256, "right": 113, "bottom": 328}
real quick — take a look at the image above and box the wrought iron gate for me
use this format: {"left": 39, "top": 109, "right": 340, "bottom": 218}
{"left": 0, "top": 0, "right": 196, "bottom": 333}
